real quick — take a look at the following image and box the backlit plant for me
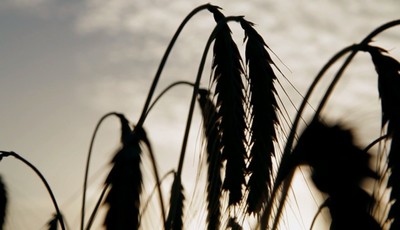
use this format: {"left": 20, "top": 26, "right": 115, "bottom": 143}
{"left": 1, "top": 4, "right": 399, "bottom": 230}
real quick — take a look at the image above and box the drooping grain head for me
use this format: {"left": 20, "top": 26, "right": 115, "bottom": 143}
{"left": 363, "top": 45, "right": 400, "bottom": 132}
{"left": 292, "top": 119, "right": 381, "bottom": 229}
{"left": 197, "top": 89, "right": 223, "bottom": 230}
{"left": 104, "top": 116, "right": 144, "bottom": 230}
{"left": 166, "top": 175, "right": 185, "bottom": 230}
{"left": 240, "top": 18, "right": 280, "bottom": 215}
{"left": 209, "top": 8, "right": 247, "bottom": 206}
{"left": 363, "top": 45, "right": 400, "bottom": 230}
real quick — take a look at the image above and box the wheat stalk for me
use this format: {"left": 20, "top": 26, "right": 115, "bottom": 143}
{"left": 81, "top": 112, "right": 120, "bottom": 230}
{"left": 165, "top": 174, "right": 185, "bottom": 230}
{"left": 103, "top": 116, "right": 143, "bottom": 229}
{"left": 0, "top": 151, "right": 65, "bottom": 230}
{"left": 136, "top": 4, "right": 219, "bottom": 129}
{"left": 167, "top": 13, "right": 242, "bottom": 230}
{"left": 198, "top": 89, "right": 222, "bottom": 230}
{"left": 209, "top": 7, "right": 247, "bottom": 206}
{"left": 240, "top": 18, "right": 280, "bottom": 214}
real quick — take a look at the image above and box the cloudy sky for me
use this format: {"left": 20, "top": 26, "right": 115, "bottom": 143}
{"left": 0, "top": 0, "right": 399, "bottom": 229}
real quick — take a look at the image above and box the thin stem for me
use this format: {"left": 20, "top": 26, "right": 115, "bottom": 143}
{"left": 272, "top": 171, "right": 294, "bottom": 230}
{"left": 0, "top": 151, "right": 66, "bottom": 230}
{"left": 310, "top": 200, "right": 328, "bottom": 230}
{"left": 141, "top": 132, "right": 167, "bottom": 228}
{"left": 143, "top": 80, "right": 195, "bottom": 224}
{"left": 136, "top": 3, "right": 217, "bottom": 129}
{"left": 282, "top": 44, "right": 356, "bottom": 176}
{"left": 145, "top": 81, "right": 195, "bottom": 118}
{"left": 85, "top": 184, "right": 108, "bottom": 230}
{"left": 268, "top": 46, "right": 356, "bottom": 228}
{"left": 81, "top": 112, "right": 120, "bottom": 230}
{"left": 141, "top": 170, "right": 175, "bottom": 218}
{"left": 363, "top": 134, "right": 389, "bottom": 153}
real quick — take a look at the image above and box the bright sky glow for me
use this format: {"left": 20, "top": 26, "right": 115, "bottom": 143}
{"left": 0, "top": 1, "right": 399, "bottom": 229}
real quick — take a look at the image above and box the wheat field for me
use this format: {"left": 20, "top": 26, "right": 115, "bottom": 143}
{"left": 0, "top": 2, "right": 399, "bottom": 230}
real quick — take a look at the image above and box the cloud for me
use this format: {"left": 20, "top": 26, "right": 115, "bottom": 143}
{"left": 75, "top": 75, "right": 149, "bottom": 114}
{"left": 76, "top": 0, "right": 160, "bottom": 34}
{"left": 0, "top": 0, "right": 82, "bottom": 20}
{"left": 1, "top": 0, "right": 50, "bottom": 8}
{"left": 0, "top": 0, "right": 59, "bottom": 15}
{"left": 75, "top": 0, "right": 208, "bottom": 35}
{"left": 76, "top": 0, "right": 131, "bottom": 34}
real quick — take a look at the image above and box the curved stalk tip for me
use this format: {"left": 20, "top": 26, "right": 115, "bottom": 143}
{"left": 136, "top": 3, "right": 218, "bottom": 129}
{"left": 166, "top": 15, "right": 243, "bottom": 230}
{"left": 145, "top": 81, "right": 195, "bottom": 118}
{"left": 83, "top": 115, "right": 168, "bottom": 229}
{"left": 81, "top": 112, "right": 121, "bottom": 230}
{"left": 85, "top": 184, "right": 109, "bottom": 230}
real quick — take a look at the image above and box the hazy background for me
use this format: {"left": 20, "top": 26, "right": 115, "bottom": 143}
{"left": 0, "top": 0, "right": 399, "bottom": 229}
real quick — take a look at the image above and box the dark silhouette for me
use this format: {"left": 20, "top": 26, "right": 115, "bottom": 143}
{"left": 0, "top": 4, "right": 399, "bottom": 230}
{"left": 292, "top": 119, "right": 380, "bottom": 229}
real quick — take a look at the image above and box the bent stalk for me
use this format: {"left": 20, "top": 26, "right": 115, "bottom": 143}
{"left": 265, "top": 19, "right": 400, "bottom": 230}
{"left": 166, "top": 16, "right": 243, "bottom": 230}
{"left": 136, "top": 3, "right": 218, "bottom": 129}
{"left": 0, "top": 151, "right": 66, "bottom": 230}
{"left": 81, "top": 112, "right": 120, "bottom": 230}
{"left": 260, "top": 44, "right": 356, "bottom": 229}
{"left": 83, "top": 115, "right": 167, "bottom": 229}
{"left": 145, "top": 81, "right": 195, "bottom": 118}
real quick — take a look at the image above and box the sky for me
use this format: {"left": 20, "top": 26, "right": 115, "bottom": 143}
{"left": 0, "top": 0, "right": 399, "bottom": 229}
